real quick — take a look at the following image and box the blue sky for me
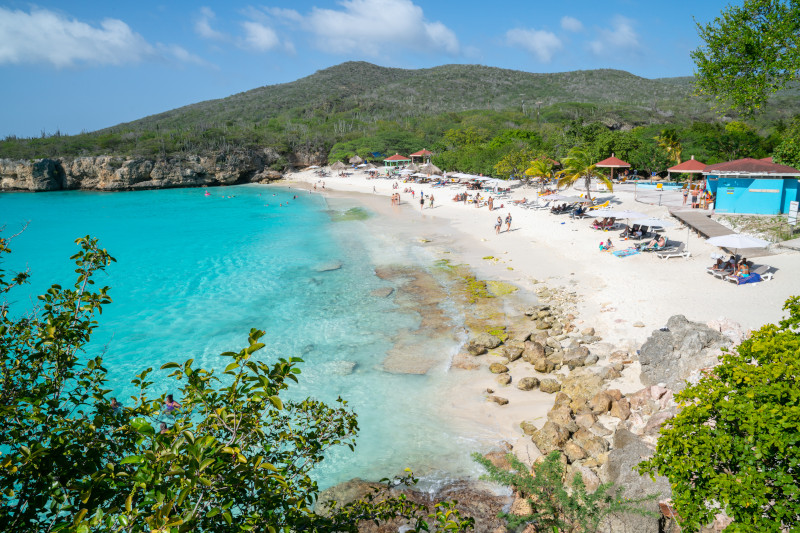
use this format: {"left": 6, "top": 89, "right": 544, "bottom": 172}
{"left": 0, "top": 0, "right": 732, "bottom": 138}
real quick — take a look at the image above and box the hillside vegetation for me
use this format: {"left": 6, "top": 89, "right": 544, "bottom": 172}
{"left": 1, "top": 61, "right": 798, "bottom": 174}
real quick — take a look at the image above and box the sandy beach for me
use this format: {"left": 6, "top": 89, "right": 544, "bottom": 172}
{"left": 280, "top": 168, "right": 800, "bottom": 481}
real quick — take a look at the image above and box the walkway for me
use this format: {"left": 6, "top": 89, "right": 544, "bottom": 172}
{"left": 669, "top": 208, "right": 772, "bottom": 258}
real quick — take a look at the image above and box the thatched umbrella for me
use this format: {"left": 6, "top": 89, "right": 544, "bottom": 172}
{"left": 407, "top": 163, "right": 420, "bottom": 172}
{"left": 419, "top": 162, "right": 443, "bottom": 176}
{"left": 331, "top": 161, "right": 346, "bottom": 171}
{"left": 348, "top": 155, "right": 363, "bottom": 165}
{"left": 364, "top": 162, "right": 377, "bottom": 170}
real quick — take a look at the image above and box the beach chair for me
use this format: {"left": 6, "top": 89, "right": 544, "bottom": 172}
{"left": 619, "top": 224, "right": 640, "bottom": 238}
{"left": 725, "top": 265, "right": 775, "bottom": 283}
{"left": 656, "top": 243, "right": 691, "bottom": 260}
{"left": 633, "top": 226, "right": 649, "bottom": 239}
{"left": 589, "top": 200, "right": 609, "bottom": 210}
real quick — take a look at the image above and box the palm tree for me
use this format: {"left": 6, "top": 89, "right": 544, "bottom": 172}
{"left": 654, "top": 129, "right": 683, "bottom": 165}
{"left": 557, "top": 148, "right": 613, "bottom": 201}
{"left": 524, "top": 158, "right": 553, "bottom": 188}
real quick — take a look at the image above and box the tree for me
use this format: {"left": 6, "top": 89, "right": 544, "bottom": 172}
{"left": 494, "top": 148, "right": 536, "bottom": 179}
{"left": 692, "top": 0, "right": 800, "bottom": 116}
{"left": 654, "top": 128, "right": 683, "bottom": 165}
{"left": 639, "top": 297, "right": 800, "bottom": 531}
{"left": 474, "top": 451, "right": 655, "bottom": 532}
{"left": 557, "top": 148, "right": 613, "bottom": 201}
{"left": 524, "top": 158, "right": 554, "bottom": 187}
{"left": 0, "top": 236, "right": 473, "bottom": 532}
{"left": 774, "top": 116, "right": 800, "bottom": 168}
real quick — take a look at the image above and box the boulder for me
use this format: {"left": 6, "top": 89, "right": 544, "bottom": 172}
{"left": 589, "top": 392, "right": 613, "bottom": 415}
{"left": 644, "top": 410, "right": 676, "bottom": 437}
{"left": 575, "top": 411, "right": 597, "bottom": 428}
{"left": 471, "top": 332, "right": 504, "bottom": 350}
{"left": 571, "top": 428, "right": 609, "bottom": 457}
{"left": 466, "top": 342, "right": 488, "bottom": 356}
{"left": 561, "top": 368, "right": 604, "bottom": 401}
{"left": 516, "top": 377, "right": 540, "bottom": 391}
{"left": 601, "top": 430, "right": 672, "bottom": 533}
{"left": 530, "top": 421, "right": 570, "bottom": 454}
{"left": 522, "top": 341, "right": 546, "bottom": 362}
{"left": 581, "top": 327, "right": 596, "bottom": 336}
{"left": 524, "top": 304, "right": 549, "bottom": 316}
{"left": 496, "top": 373, "right": 512, "bottom": 386}
{"left": 563, "top": 441, "right": 587, "bottom": 463}
{"left": 534, "top": 357, "right": 556, "bottom": 373}
{"left": 609, "top": 398, "right": 632, "bottom": 421}
{"left": 490, "top": 363, "right": 509, "bottom": 374}
{"left": 639, "top": 315, "right": 732, "bottom": 391}
{"left": 503, "top": 343, "right": 525, "bottom": 361}
{"left": 539, "top": 378, "right": 561, "bottom": 393}
{"left": 563, "top": 346, "right": 590, "bottom": 370}
{"left": 512, "top": 436, "right": 542, "bottom": 467}
{"left": 520, "top": 421, "right": 538, "bottom": 435}
{"left": 487, "top": 395, "right": 509, "bottom": 406}
{"left": 547, "top": 405, "right": 579, "bottom": 433}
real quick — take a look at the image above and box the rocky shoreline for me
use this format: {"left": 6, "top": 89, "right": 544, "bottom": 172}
{"left": 323, "top": 264, "right": 740, "bottom": 533}
{"left": 0, "top": 150, "right": 287, "bottom": 191}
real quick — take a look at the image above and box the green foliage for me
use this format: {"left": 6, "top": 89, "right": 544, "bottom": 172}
{"left": 775, "top": 116, "right": 800, "bottom": 167}
{"left": 0, "top": 237, "right": 473, "bottom": 532}
{"left": 557, "top": 147, "right": 613, "bottom": 201}
{"left": 474, "top": 451, "right": 656, "bottom": 532}
{"left": 639, "top": 296, "right": 800, "bottom": 531}
{"left": 494, "top": 148, "right": 536, "bottom": 179}
{"left": 692, "top": 0, "right": 800, "bottom": 116}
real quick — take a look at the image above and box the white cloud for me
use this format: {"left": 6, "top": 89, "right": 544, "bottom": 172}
{"left": 264, "top": 7, "right": 303, "bottom": 23}
{"left": 241, "top": 21, "right": 281, "bottom": 52}
{"left": 0, "top": 7, "right": 154, "bottom": 67}
{"left": 506, "top": 28, "right": 562, "bottom": 63}
{"left": 588, "top": 15, "right": 640, "bottom": 56}
{"left": 195, "top": 7, "right": 225, "bottom": 41}
{"left": 560, "top": 16, "right": 583, "bottom": 32}
{"left": 304, "top": 0, "right": 459, "bottom": 56}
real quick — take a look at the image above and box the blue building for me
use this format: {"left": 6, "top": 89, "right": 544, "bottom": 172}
{"left": 704, "top": 158, "right": 800, "bottom": 215}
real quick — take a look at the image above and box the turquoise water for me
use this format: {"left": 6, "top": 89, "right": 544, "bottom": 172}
{"left": 1, "top": 185, "right": 479, "bottom": 488}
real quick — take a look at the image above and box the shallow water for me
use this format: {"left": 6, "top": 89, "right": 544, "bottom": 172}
{"left": 0, "top": 184, "right": 487, "bottom": 489}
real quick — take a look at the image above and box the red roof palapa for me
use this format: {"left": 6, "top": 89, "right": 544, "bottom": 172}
{"left": 384, "top": 153, "right": 411, "bottom": 161}
{"left": 595, "top": 154, "right": 630, "bottom": 168}
{"left": 703, "top": 157, "right": 800, "bottom": 176}
{"left": 668, "top": 156, "right": 707, "bottom": 174}
{"left": 409, "top": 149, "right": 432, "bottom": 157}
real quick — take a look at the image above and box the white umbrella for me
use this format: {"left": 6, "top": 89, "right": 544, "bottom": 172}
{"left": 706, "top": 234, "right": 770, "bottom": 249}
{"left": 631, "top": 217, "right": 675, "bottom": 228}
{"left": 398, "top": 169, "right": 414, "bottom": 175}
{"left": 357, "top": 163, "right": 367, "bottom": 167}
{"left": 593, "top": 209, "right": 647, "bottom": 219}
{"left": 548, "top": 194, "right": 585, "bottom": 202}
{"left": 307, "top": 165, "right": 320, "bottom": 169}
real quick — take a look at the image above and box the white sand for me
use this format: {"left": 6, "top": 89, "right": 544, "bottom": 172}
{"left": 281, "top": 169, "right": 800, "bottom": 451}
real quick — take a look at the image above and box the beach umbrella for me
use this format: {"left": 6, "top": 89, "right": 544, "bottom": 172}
{"left": 398, "top": 169, "right": 414, "bottom": 175}
{"left": 419, "top": 162, "right": 443, "bottom": 176}
{"left": 548, "top": 194, "right": 585, "bottom": 203}
{"left": 331, "top": 161, "right": 346, "bottom": 171}
{"left": 631, "top": 217, "right": 675, "bottom": 228}
{"left": 348, "top": 155, "right": 363, "bottom": 165}
{"left": 307, "top": 165, "right": 320, "bottom": 169}
{"left": 357, "top": 163, "right": 367, "bottom": 168}
{"left": 706, "top": 234, "right": 770, "bottom": 250}
{"left": 593, "top": 209, "right": 647, "bottom": 219}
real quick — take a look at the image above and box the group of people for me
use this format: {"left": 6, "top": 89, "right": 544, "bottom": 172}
{"left": 710, "top": 255, "right": 750, "bottom": 277}
{"left": 390, "top": 193, "right": 402, "bottom": 205}
{"left": 682, "top": 187, "right": 715, "bottom": 209}
{"left": 494, "top": 213, "right": 512, "bottom": 234}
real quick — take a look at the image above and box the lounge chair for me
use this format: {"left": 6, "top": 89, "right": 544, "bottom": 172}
{"left": 657, "top": 243, "right": 691, "bottom": 260}
{"left": 725, "top": 264, "right": 775, "bottom": 283}
{"left": 619, "top": 224, "right": 640, "bottom": 238}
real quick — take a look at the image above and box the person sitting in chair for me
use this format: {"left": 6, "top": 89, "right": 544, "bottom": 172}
{"left": 639, "top": 235, "right": 666, "bottom": 251}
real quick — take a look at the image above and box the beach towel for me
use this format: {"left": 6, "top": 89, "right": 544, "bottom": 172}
{"left": 736, "top": 273, "right": 762, "bottom": 285}
{"left": 612, "top": 248, "right": 639, "bottom": 258}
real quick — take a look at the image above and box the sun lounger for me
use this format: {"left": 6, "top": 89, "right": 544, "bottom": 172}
{"left": 656, "top": 243, "right": 690, "bottom": 260}
{"left": 725, "top": 265, "right": 774, "bottom": 283}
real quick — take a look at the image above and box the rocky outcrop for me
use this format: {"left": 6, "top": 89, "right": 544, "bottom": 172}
{"left": 639, "top": 315, "right": 732, "bottom": 391}
{"left": 0, "top": 149, "right": 284, "bottom": 192}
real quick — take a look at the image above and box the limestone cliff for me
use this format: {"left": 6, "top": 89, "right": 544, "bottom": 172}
{"left": 0, "top": 149, "right": 285, "bottom": 192}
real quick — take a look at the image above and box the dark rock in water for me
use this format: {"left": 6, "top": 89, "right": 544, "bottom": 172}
{"left": 601, "top": 430, "right": 672, "bottom": 533}
{"left": 639, "top": 315, "right": 731, "bottom": 391}
{"left": 315, "top": 261, "right": 342, "bottom": 272}
{"left": 470, "top": 332, "right": 503, "bottom": 350}
{"left": 370, "top": 287, "right": 394, "bottom": 298}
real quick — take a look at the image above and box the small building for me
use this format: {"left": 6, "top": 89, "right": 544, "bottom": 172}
{"left": 384, "top": 153, "right": 411, "bottom": 168}
{"left": 409, "top": 149, "right": 432, "bottom": 164}
{"left": 704, "top": 158, "right": 800, "bottom": 214}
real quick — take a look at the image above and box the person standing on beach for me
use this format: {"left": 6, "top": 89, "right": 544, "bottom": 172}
{"left": 420, "top": 196, "right": 424, "bottom": 211}
{"left": 505, "top": 213, "right": 512, "bottom": 232}
{"left": 429, "top": 194, "right": 434, "bottom": 209}
{"left": 682, "top": 188, "right": 688, "bottom": 205}
{"left": 488, "top": 197, "right": 494, "bottom": 211}
{"left": 495, "top": 216, "right": 502, "bottom": 235}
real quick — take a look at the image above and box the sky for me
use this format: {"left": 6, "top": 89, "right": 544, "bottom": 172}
{"left": 0, "top": 0, "right": 733, "bottom": 139}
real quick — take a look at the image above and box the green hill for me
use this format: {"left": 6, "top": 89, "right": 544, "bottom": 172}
{"left": 1, "top": 61, "right": 797, "bottom": 162}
